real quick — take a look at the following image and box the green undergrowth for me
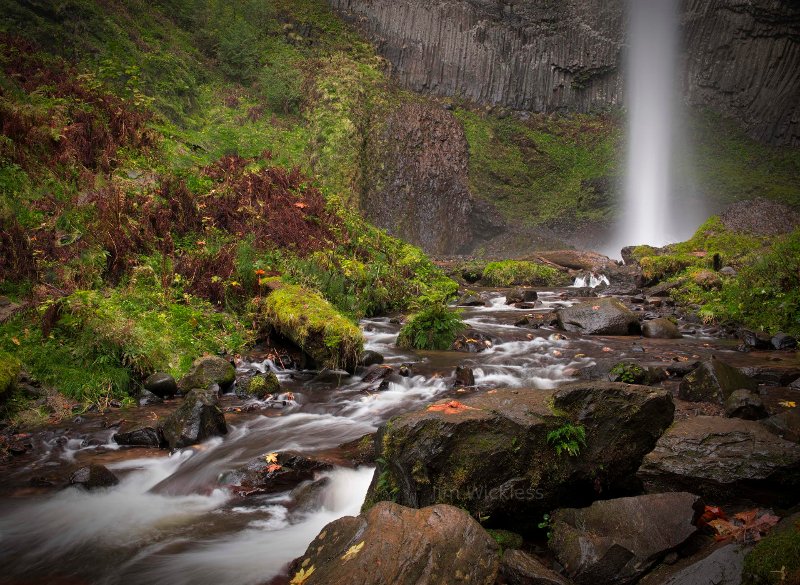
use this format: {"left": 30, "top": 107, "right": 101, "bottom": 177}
{"left": 634, "top": 217, "right": 800, "bottom": 336}
{"left": 742, "top": 517, "right": 800, "bottom": 584}
{"left": 397, "top": 304, "right": 466, "bottom": 351}
{"left": 0, "top": 276, "right": 249, "bottom": 404}
{"left": 482, "top": 260, "right": 568, "bottom": 287}
{"left": 255, "top": 281, "right": 364, "bottom": 371}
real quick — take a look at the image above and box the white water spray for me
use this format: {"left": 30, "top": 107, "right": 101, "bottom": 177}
{"left": 616, "top": 0, "right": 682, "bottom": 252}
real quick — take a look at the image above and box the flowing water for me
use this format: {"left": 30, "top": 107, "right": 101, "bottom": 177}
{"left": 0, "top": 285, "right": 781, "bottom": 585}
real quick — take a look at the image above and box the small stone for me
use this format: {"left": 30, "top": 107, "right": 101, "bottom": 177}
{"left": 725, "top": 388, "right": 768, "bottom": 420}
{"left": 771, "top": 332, "right": 797, "bottom": 350}
{"left": 69, "top": 464, "right": 119, "bottom": 490}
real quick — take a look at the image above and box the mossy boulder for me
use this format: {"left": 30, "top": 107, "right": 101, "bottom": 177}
{"left": 642, "top": 318, "right": 682, "bottom": 339}
{"left": 678, "top": 359, "right": 758, "bottom": 404}
{"left": 177, "top": 356, "right": 235, "bottom": 394}
{"left": 482, "top": 260, "right": 568, "bottom": 287}
{"left": 237, "top": 372, "right": 280, "bottom": 399}
{"left": 0, "top": 350, "right": 21, "bottom": 399}
{"left": 257, "top": 283, "right": 363, "bottom": 372}
{"left": 288, "top": 502, "right": 500, "bottom": 585}
{"left": 159, "top": 389, "right": 227, "bottom": 449}
{"left": 557, "top": 298, "right": 640, "bottom": 335}
{"left": 608, "top": 362, "right": 666, "bottom": 385}
{"left": 365, "top": 382, "right": 674, "bottom": 534}
{"left": 742, "top": 512, "right": 800, "bottom": 585}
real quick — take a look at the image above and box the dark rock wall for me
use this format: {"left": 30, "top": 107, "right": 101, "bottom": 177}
{"left": 329, "top": 0, "right": 800, "bottom": 145}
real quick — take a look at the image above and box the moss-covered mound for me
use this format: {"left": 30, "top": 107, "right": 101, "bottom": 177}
{"left": 742, "top": 514, "right": 800, "bottom": 584}
{"left": 482, "top": 260, "right": 568, "bottom": 287}
{"left": 257, "top": 282, "right": 364, "bottom": 372}
{"left": 0, "top": 350, "right": 20, "bottom": 398}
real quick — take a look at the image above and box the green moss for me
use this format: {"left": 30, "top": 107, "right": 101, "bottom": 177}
{"left": 396, "top": 304, "right": 466, "bottom": 351}
{"left": 609, "top": 362, "right": 647, "bottom": 384}
{"left": 482, "top": 261, "right": 567, "bottom": 287}
{"left": 742, "top": 519, "right": 800, "bottom": 584}
{"left": 0, "top": 350, "right": 20, "bottom": 397}
{"left": 487, "top": 529, "right": 524, "bottom": 552}
{"left": 240, "top": 372, "right": 281, "bottom": 398}
{"left": 257, "top": 282, "right": 364, "bottom": 371}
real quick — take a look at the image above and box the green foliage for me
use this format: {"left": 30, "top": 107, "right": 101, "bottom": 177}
{"left": 482, "top": 260, "right": 566, "bottom": 287}
{"left": 537, "top": 513, "right": 553, "bottom": 540}
{"left": 0, "top": 350, "right": 20, "bottom": 397}
{"left": 487, "top": 529, "right": 524, "bottom": 552}
{"left": 609, "top": 362, "right": 646, "bottom": 384}
{"left": 742, "top": 520, "right": 800, "bottom": 585}
{"left": 396, "top": 304, "right": 466, "bottom": 351}
{"left": 547, "top": 423, "right": 586, "bottom": 457}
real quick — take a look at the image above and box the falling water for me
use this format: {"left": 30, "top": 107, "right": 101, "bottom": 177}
{"left": 618, "top": 0, "right": 681, "bottom": 251}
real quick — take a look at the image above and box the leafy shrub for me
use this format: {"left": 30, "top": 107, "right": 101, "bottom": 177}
{"left": 482, "top": 260, "right": 565, "bottom": 287}
{"left": 397, "top": 304, "right": 465, "bottom": 351}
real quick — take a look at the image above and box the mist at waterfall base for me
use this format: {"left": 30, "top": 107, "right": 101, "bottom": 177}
{"left": 604, "top": 0, "right": 704, "bottom": 259}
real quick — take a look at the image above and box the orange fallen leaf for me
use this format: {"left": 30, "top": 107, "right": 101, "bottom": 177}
{"left": 254, "top": 269, "right": 266, "bottom": 276}
{"left": 196, "top": 240, "right": 206, "bottom": 246}
{"left": 708, "top": 508, "right": 780, "bottom": 543}
{"left": 265, "top": 463, "right": 282, "bottom": 473}
{"left": 427, "top": 400, "right": 477, "bottom": 415}
{"left": 294, "top": 202, "right": 308, "bottom": 209}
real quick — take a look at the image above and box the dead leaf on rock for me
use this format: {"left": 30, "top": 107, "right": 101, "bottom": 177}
{"left": 708, "top": 508, "right": 780, "bottom": 543}
{"left": 341, "top": 541, "right": 365, "bottom": 561}
{"left": 427, "top": 400, "right": 477, "bottom": 415}
{"left": 265, "top": 452, "right": 279, "bottom": 464}
{"left": 290, "top": 566, "right": 315, "bottom": 585}
{"left": 778, "top": 401, "right": 797, "bottom": 408}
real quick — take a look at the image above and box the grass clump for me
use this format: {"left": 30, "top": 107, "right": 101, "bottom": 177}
{"left": 482, "top": 260, "right": 566, "bottom": 287}
{"left": 256, "top": 282, "right": 364, "bottom": 371}
{"left": 396, "top": 304, "right": 466, "bottom": 351}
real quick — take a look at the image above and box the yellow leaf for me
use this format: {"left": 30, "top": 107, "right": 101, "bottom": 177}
{"left": 778, "top": 401, "right": 797, "bottom": 408}
{"left": 290, "top": 566, "right": 315, "bottom": 585}
{"left": 341, "top": 541, "right": 365, "bottom": 561}
{"left": 11, "top": 337, "right": 20, "bottom": 346}
{"left": 265, "top": 452, "right": 279, "bottom": 464}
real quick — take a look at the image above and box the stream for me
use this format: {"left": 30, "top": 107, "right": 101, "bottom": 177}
{"left": 0, "top": 284, "right": 793, "bottom": 585}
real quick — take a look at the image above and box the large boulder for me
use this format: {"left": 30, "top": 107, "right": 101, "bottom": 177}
{"left": 642, "top": 318, "right": 682, "bottom": 339}
{"left": 557, "top": 298, "right": 640, "bottom": 335}
{"left": 113, "top": 426, "right": 163, "bottom": 448}
{"left": 500, "top": 549, "right": 571, "bottom": 585}
{"left": 176, "top": 356, "right": 235, "bottom": 394}
{"left": 221, "top": 452, "right": 332, "bottom": 496}
{"left": 159, "top": 389, "right": 227, "bottom": 449}
{"left": 639, "top": 416, "right": 800, "bottom": 505}
{"left": 648, "top": 544, "right": 748, "bottom": 585}
{"left": 236, "top": 371, "right": 280, "bottom": 399}
{"left": 288, "top": 502, "right": 499, "bottom": 585}
{"left": 549, "top": 492, "right": 703, "bottom": 585}
{"left": 69, "top": 464, "right": 120, "bottom": 490}
{"left": 365, "top": 383, "right": 674, "bottom": 533}
{"left": 144, "top": 372, "right": 177, "bottom": 399}
{"left": 678, "top": 359, "right": 758, "bottom": 404}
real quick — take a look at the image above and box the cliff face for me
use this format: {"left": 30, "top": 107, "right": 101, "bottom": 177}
{"left": 329, "top": 0, "right": 800, "bottom": 145}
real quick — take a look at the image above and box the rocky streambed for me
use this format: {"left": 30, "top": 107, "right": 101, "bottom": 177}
{"left": 0, "top": 257, "right": 798, "bottom": 585}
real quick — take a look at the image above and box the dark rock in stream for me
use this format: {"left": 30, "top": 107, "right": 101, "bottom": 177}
{"left": 724, "top": 388, "right": 768, "bottom": 420}
{"left": 176, "top": 355, "right": 235, "bottom": 394}
{"left": 771, "top": 332, "right": 798, "bottom": 350}
{"left": 639, "top": 416, "right": 800, "bottom": 505}
{"left": 678, "top": 359, "right": 758, "bottom": 404}
{"left": 364, "top": 382, "right": 674, "bottom": 534}
{"left": 739, "top": 329, "right": 772, "bottom": 350}
{"left": 236, "top": 371, "right": 280, "bottom": 399}
{"left": 113, "top": 426, "right": 163, "bottom": 448}
{"left": 451, "top": 329, "right": 495, "bottom": 353}
{"left": 226, "top": 452, "right": 333, "bottom": 496}
{"left": 69, "top": 464, "right": 120, "bottom": 490}
{"left": 642, "top": 318, "right": 682, "bottom": 339}
{"left": 458, "top": 293, "right": 487, "bottom": 307}
{"left": 144, "top": 372, "right": 177, "bottom": 399}
{"left": 557, "top": 298, "right": 640, "bottom": 336}
{"left": 138, "top": 390, "right": 163, "bottom": 406}
{"left": 549, "top": 492, "right": 703, "bottom": 585}
{"left": 500, "top": 549, "right": 571, "bottom": 585}
{"left": 506, "top": 288, "right": 539, "bottom": 305}
{"left": 358, "top": 350, "right": 385, "bottom": 367}
{"left": 288, "top": 502, "right": 499, "bottom": 585}
{"left": 159, "top": 388, "right": 227, "bottom": 449}
{"left": 761, "top": 410, "right": 800, "bottom": 443}
{"left": 453, "top": 365, "right": 475, "bottom": 388}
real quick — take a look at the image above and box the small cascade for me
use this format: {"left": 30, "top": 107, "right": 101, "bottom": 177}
{"left": 572, "top": 273, "right": 610, "bottom": 288}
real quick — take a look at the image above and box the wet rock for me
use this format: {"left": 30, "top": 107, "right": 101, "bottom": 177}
{"left": 639, "top": 416, "right": 800, "bottom": 505}
{"left": 237, "top": 371, "right": 280, "bottom": 399}
{"left": 453, "top": 365, "right": 475, "bottom": 388}
{"left": 159, "top": 389, "right": 227, "bottom": 449}
{"left": 515, "top": 312, "right": 559, "bottom": 328}
{"left": 550, "top": 492, "right": 702, "bottom": 585}
{"left": 507, "top": 288, "right": 539, "bottom": 305}
{"left": 725, "top": 388, "right": 768, "bottom": 420}
{"left": 654, "top": 544, "right": 747, "bottom": 585}
{"left": 771, "top": 332, "right": 798, "bottom": 350}
{"left": 177, "top": 356, "right": 235, "bottom": 394}
{"left": 289, "top": 477, "right": 331, "bottom": 514}
{"left": 515, "top": 302, "right": 539, "bottom": 310}
{"left": 226, "top": 452, "right": 333, "bottom": 496}
{"left": 288, "top": 502, "right": 499, "bottom": 585}
{"left": 557, "top": 298, "right": 640, "bottom": 335}
{"left": 761, "top": 410, "right": 800, "bottom": 443}
{"left": 398, "top": 363, "right": 413, "bottom": 377}
{"left": 365, "top": 382, "right": 674, "bottom": 533}
{"left": 451, "top": 329, "right": 494, "bottom": 352}
{"left": 69, "top": 464, "right": 120, "bottom": 490}
{"left": 358, "top": 350, "right": 385, "bottom": 367}
{"left": 144, "top": 372, "right": 177, "bottom": 399}
{"left": 666, "top": 361, "right": 701, "bottom": 378}
{"left": 500, "top": 549, "right": 571, "bottom": 585}
{"left": 138, "top": 390, "right": 163, "bottom": 406}
{"left": 608, "top": 362, "right": 667, "bottom": 386}
{"left": 336, "top": 433, "right": 376, "bottom": 466}
{"left": 113, "top": 426, "right": 163, "bottom": 448}
{"left": 739, "top": 329, "right": 772, "bottom": 350}
{"left": 678, "top": 359, "right": 758, "bottom": 404}
{"left": 362, "top": 364, "right": 394, "bottom": 385}
{"left": 457, "top": 293, "right": 487, "bottom": 307}
{"left": 642, "top": 318, "right": 682, "bottom": 339}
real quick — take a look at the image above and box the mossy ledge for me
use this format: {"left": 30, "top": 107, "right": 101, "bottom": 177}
{"left": 255, "top": 281, "right": 364, "bottom": 372}
{"left": 0, "top": 350, "right": 20, "bottom": 398}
